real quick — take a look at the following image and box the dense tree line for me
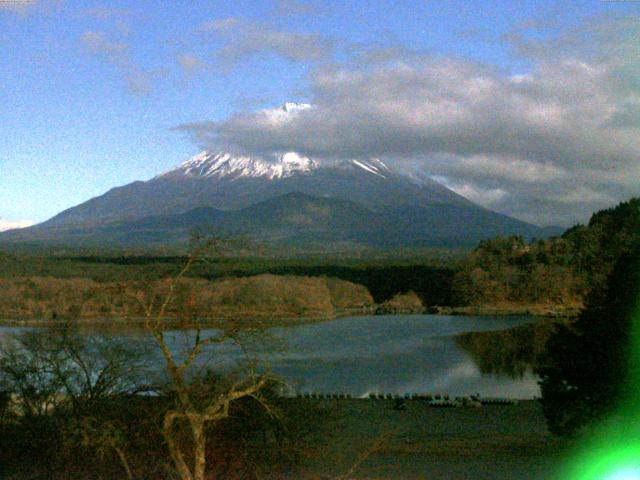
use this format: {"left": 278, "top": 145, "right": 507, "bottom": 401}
{"left": 453, "top": 198, "right": 640, "bottom": 309}
{"left": 536, "top": 246, "right": 640, "bottom": 436}
{"left": 0, "top": 275, "right": 375, "bottom": 322}
{"left": 262, "top": 265, "right": 454, "bottom": 305}
{"left": 0, "top": 251, "right": 455, "bottom": 312}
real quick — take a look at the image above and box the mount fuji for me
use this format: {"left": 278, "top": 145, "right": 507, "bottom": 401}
{"left": 0, "top": 148, "right": 562, "bottom": 250}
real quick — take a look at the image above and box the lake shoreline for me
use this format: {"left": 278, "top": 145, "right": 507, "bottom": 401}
{"left": 433, "top": 303, "right": 581, "bottom": 318}
{"left": 0, "top": 304, "right": 575, "bottom": 329}
{"left": 0, "top": 307, "right": 375, "bottom": 329}
{"left": 0, "top": 307, "right": 577, "bottom": 329}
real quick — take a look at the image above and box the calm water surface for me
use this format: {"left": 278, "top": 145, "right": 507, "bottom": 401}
{"left": 0, "top": 314, "right": 540, "bottom": 399}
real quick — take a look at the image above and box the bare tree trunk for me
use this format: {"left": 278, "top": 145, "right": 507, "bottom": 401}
{"left": 164, "top": 412, "right": 194, "bottom": 480}
{"left": 114, "top": 445, "right": 134, "bottom": 480}
{"left": 191, "top": 417, "right": 207, "bottom": 480}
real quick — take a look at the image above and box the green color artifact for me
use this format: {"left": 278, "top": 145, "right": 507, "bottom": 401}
{"left": 562, "top": 303, "right": 640, "bottom": 480}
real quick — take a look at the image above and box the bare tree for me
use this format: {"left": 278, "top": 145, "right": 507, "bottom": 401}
{"left": 0, "top": 332, "right": 62, "bottom": 416}
{"left": 0, "top": 324, "right": 150, "bottom": 417}
{"left": 0, "top": 323, "right": 153, "bottom": 479}
{"left": 137, "top": 237, "right": 274, "bottom": 480}
{"left": 75, "top": 415, "right": 135, "bottom": 480}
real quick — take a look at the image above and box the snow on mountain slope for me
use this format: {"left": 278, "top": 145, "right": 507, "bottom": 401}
{"left": 159, "top": 150, "right": 396, "bottom": 181}
{"left": 159, "top": 151, "right": 318, "bottom": 180}
{"left": 350, "top": 159, "right": 389, "bottom": 178}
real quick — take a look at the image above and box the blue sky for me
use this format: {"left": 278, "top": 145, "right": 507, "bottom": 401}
{"left": 1, "top": 0, "right": 639, "bottom": 228}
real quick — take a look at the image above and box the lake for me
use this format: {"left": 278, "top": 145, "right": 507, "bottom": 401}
{"left": 0, "top": 314, "right": 541, "bottom": 399}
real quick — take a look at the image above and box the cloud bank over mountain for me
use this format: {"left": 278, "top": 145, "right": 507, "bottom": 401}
{"left": 178, "top": 16, "right": 639, "bottom": 226}
{"left": 0, "top": 219, "right": 34, "bottom": 232}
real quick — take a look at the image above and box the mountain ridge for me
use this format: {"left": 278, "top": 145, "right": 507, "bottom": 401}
{"left": 1, "top": 149, "right": 564, "bottom": 250}
{"left": 0, "top": 191, "right": 562, "bottom": 249}
{"left": 37, "top": 150, "right": 474, "bottom": 227}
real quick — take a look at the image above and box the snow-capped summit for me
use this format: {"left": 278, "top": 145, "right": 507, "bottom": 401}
{"left": 160, "top": 151, "right": 318, "bottom": 180}
{"left": 281, "top": 102, "right": 311, "bottom": 113}
{"left": 262, "top": 101, "right": 312, "bottom": 124}
{"left": 162, "top": 150, "right": 400, "bottom": 182}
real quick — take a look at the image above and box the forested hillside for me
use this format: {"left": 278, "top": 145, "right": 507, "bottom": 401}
{"left": 453, "top": 198, "right": 640, "bottom": 311}
{"left": 2, "top": 198, "right": 637, "bottom": 319}
{"left": 0, "top": 274, "right": 374, "bottom": 322}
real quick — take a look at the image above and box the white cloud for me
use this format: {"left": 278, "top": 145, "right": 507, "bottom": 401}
{"left": 82, "top": 6, "right": 131, "bottom": 20}
{"left": 177, "top": 53, "right": 206, "bottom": 76}
{"left": 0, "top": 0, "right": 37, "bottom": 11}
{"left": 82, "top": 31, "right": 128, "bottom": 60}
{"left": 199, "top": 17, "right": 333, "bottom": 70}
{"left": 0, "top": 0, "right": 61, "bottom": 15}
{"left": 271, "top": 0, "right": 320, "bottom": 17}
{"left": 445, "top": 182, "right": 508, "bottom": 207}
{"left": 81, "top": 30, "right": 158, "bottom": 95}
{"left": 177, "top": 16, "right": 640, "bottom": 225}
{"left": 0, "top": 219, "right": 34, "bottom": 232}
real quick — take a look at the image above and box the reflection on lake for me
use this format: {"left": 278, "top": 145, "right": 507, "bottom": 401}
{"left": 0, "top": 314, "right": 546, "bottom": 399}
{"left": 455, "top": 319, "right": 559, "bottom": 378}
